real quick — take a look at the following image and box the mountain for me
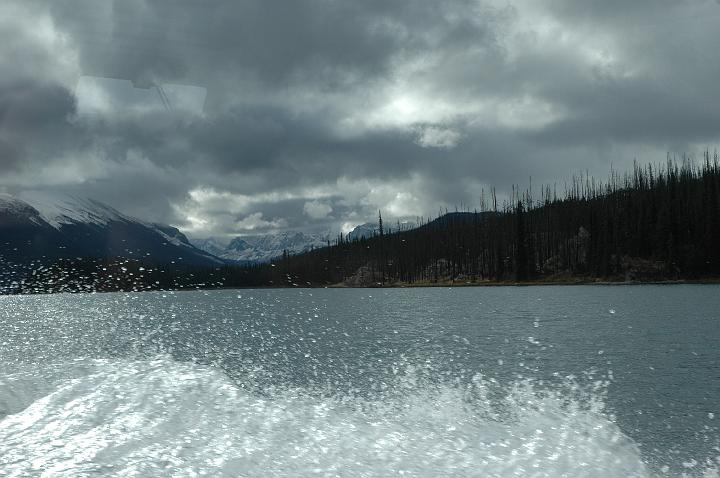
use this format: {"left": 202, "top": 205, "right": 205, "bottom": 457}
{"left": 0, "top": 193, "right": 222, "bottom": 267}
{"left": 346, "top": 222, "right": 377, "bottom": 241}
{"left": 190, "top": 237, "right": 230, "bottom": 259}
{"left": 346, "top": 219, "right": 426, "bottom": 241}
{"left": 192, "top": 220, "right": 424, "bottom": 264}
{"left": 192, "top": 221, "right": 422, "bottom": 265}
{"left": 193, "top": 231, "right": 330, "bottom": 263}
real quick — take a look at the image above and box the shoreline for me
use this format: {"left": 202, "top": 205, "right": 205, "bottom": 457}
{"left": 328, "top": 277, "right": 720, "bottom": 288}
{"left": 4, "top": 277, "right": 720, "bottom": 296}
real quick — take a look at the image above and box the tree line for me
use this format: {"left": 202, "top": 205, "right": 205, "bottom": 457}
{"left": 251, "top": 153, "right": 720, "bottom": 285}
{"left": 9, "top": 153, "right": 720, "bottom": 293}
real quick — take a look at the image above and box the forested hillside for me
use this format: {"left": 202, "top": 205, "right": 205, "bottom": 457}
{"left": 238, "top": 154, "right": 720, "bottom": 286}
{"left": 9, "top": 154, "right": 720, "bottom": 293}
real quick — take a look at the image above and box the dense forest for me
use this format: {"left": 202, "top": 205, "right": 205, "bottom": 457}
{"left": 9, "top": 154, "right": 720, "bottom": 293}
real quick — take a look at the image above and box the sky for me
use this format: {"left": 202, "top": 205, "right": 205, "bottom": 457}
{"left": 1, "top": 0, "right": 720, "bottom": 238}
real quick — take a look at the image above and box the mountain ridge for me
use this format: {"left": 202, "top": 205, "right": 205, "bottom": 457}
{"left": 192, "top": 230, "right": 331, "bottom": 264}
{"left": 0, "top": 193, "right": 222, "bottom": 267}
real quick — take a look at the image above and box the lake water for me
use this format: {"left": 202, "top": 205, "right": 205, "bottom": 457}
{"left": 1, "top": 285, "right": 719, "bottom": 477}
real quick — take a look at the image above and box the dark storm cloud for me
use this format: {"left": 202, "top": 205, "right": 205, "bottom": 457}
{"left": 0, "top": 81, "right": 77, "bottom": 165}
{"left": 47, "top": 0, "right": 495, "bottom": 90}
{"left": 1, "top": 0, "right": 720, "bottom": 236}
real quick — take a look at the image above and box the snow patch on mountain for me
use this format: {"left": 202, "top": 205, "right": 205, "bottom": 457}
{"left": 346, "top": 222, "right": 378, "bottom": 241}
{"left": 18, "top": 192, "right": 128, "bottom": 229}
{"left": 0, "top": 194, "right": 46, "bottom": 226}
{"left": 1, "top": 193, "right": 223, "bottom": 266}
{"left": 190, "top": 237, "right": 229, "bottom": 258}
{"left": 147, "top": 223, "right": 196, "bottom": 248}
{"left": 193, "top": 231, "right": 330, "bottom": 263}
{"left": 192, "top": 222, "right": 414, "bottom": 264}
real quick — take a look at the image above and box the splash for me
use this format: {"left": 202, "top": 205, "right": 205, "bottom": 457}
{"left": 0, "top": 356, "right": 666, "bottom": 477}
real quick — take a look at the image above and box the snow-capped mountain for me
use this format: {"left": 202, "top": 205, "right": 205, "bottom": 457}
{"left": 193, "top": 231, "right": 330, "bottom": 263}
{"left": 0, "top": 193, "right": 222, "bottom": 266}
{"left": 345, "top": 220, "right": 419, "bottom": 240}
{"left": 16, "top": 192, "right": 128, "bottom": 229}
{"left": 192, "top": 222, "right": 407, "bottom": 264}
{"left": 190, "top": 237, "right": 229, "bottom": 259}
{"left": 346, "top": 222, "right": 378, "bottom": 241}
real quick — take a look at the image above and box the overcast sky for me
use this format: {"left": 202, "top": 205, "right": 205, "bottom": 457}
{"left": 1, "top": 0, "right": 719, "bottom": 238}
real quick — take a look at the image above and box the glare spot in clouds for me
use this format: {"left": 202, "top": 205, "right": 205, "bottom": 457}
{"left": 415, "top": 126, "right": 461, "bottom": 149}
{"left": 303, "top": 201, "right": 333, "bottom": 219}
{"left": 235, "top": 212, "right": 287, "bottom": 231}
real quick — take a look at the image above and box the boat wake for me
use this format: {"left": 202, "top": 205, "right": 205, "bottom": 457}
{"left": 2, "top": 356, "right": 704, "bottom": 477}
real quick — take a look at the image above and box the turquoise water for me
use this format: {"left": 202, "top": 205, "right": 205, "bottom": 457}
{"left": 1, "top": 285, "right": 719, "bottom": 476}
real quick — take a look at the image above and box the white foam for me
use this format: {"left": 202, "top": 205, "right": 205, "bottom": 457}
{"left": 0, "top": 357, "right": 661, "bottom": 477}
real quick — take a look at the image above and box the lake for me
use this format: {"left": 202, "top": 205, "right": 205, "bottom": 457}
{"left": 1, "top": 285, "right": 719, "bottom": 477}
